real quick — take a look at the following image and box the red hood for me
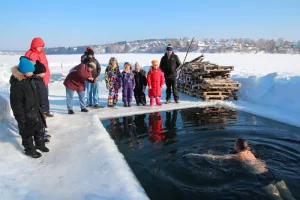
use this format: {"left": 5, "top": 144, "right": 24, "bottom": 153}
{"left": 30, "top": 38, "right": 45, "bottom": 50}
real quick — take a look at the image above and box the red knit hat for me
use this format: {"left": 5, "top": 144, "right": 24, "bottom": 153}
{"left": 86, "top": 46, "right": 92, "bottom": 51}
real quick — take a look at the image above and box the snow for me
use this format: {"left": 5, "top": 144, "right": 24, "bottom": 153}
{"left": 0, "top": 53, "right": 300, "bottom": 199}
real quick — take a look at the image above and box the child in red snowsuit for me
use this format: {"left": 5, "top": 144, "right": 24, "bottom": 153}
{"left": 147, "top": 60, "right": 164, "bottom": 106}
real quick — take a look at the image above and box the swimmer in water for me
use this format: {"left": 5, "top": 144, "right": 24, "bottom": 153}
{"left": 184, "top": 138, "right": 296, "bottom": 200}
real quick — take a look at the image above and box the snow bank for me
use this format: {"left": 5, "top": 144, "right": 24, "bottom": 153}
{"left": 233, "top": 74, "right": 300, "bottom": 127}
{"left": 0, "top": 95, "right": 11, "bottom": 122}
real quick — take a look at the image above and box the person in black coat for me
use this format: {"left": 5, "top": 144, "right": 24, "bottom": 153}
{"left": 132, "top": 62, "right": 147, "bottom": 106}
{"left": 10, "top": 56, "right": 49, "bottom": 158}
{"left": 159, "top": 44, "right": 182, "bottom": 104}
{"left": 32, "top": 61, "right": 49, "bottom": 115}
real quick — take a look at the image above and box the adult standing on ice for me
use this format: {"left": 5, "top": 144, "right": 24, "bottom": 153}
{"left": 82, "top": 49, "right": 102, "bottom": 108}
{"left": 63, "top": 62, "right": 96, "bottom": 114}
{"left": 159, "top": 44, "right": 182, "bottom": 104}
{"left": 25, "top": 37, "right": 54, "bottom": 117}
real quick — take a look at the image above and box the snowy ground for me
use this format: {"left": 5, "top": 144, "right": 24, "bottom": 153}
{"left": 0, "top": 53, "right": 300, "bottom": 199}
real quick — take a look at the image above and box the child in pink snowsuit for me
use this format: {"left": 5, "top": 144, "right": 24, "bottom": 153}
{"left": 147, "top": 60, "right": 164, "bottom": 106}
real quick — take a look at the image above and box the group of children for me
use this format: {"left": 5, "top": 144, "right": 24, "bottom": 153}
{"left": 105, "top": 58, "right": 164, "bottom": 107}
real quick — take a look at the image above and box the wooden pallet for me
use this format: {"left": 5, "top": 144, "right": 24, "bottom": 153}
{"left": 203, "top": 65, "right": 234, "bottom": 72}
{"left": 203, "top": 95, "right": 229, "bottom": 101}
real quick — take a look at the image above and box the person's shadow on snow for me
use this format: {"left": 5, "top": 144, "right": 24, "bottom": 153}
{"left": 0, "top": 119, "right": 24, "bottom": 153}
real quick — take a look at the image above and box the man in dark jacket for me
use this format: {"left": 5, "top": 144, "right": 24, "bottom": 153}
{"left": 10, "top": 56, "right": 48, "bottom": 158}
{"left": 133, "top": 62, "right": 147, "bottom": 106}
{"left": 81, "top": 46, "right": 92, "bottom": 63}
{"left": 82, "top": 49, "right": 102, "bottom": 108}
{"left": 159, "top": 44, "right": 182, "bottom": 104}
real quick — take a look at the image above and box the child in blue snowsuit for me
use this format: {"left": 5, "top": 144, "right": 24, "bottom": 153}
{"left": 120, "top": 62, "right": 135, "bottom": 107}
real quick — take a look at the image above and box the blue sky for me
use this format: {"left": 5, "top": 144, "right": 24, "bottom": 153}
{"left": 0, "top": 0, "right": 299, "bottom": 50}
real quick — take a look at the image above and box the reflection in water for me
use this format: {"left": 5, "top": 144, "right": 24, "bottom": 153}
{"left": 107, "top": 107, "right": 238, "bottom": 150}
{"left": 148, "top": 112, "right": 165, "bottom": 143}
{"left": 180, "top": 107, "right": 238, "bottom": 131}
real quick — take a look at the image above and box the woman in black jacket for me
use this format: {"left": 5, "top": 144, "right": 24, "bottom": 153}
{"left": 10, "top": 56, "right": 48, "bottom": 158}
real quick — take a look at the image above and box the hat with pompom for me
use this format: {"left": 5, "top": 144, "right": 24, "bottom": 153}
{"left": 166, "top": 44, "right": 173, "bottom": 51}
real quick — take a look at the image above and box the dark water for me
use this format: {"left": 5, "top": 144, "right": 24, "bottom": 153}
{"left": 101, "top": 107, "right": 300, "bottom": 200}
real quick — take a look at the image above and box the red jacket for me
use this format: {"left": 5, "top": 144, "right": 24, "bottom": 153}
{"left": 147, "top": 68, "right": 164, "bottom": 97}
{"left": 25, "top": 38, "right": 50, "bottom": 85}
{"left": 63, "top": 64, "right": 92, "bottom": 91}
{"left": 148, "top": 113, "right": 165, "bottom": 143}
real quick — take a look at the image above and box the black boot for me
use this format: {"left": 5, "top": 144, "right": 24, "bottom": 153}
{"left": 34, "top": 131, "right": 50, "bottom": 153}
{"left": 140, "top": 95, "right": 146, "bottom": 106}
{"left": 128, "top": 102, "right": 132, "bottom": 107}
{"left": 68, "top": 110, "right": 75, "bottom": 114}
{"left": 124, "top": 103, "right": 128, "bottom": 107}
{"left": 22, "top": 136, "right": 41, "bottom": 158}
{"left": 135, "top": 97, "right": 140, "bottom": 106}
{"left": 25, "top": 149, "right": 42, "bottom": 158}
{"left": 81, "top": 108, "right": 89, "bottom": 112}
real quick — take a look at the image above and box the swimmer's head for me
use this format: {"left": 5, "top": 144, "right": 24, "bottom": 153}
{"left": 234, "top": 138, "right": 249, "bottom": 152}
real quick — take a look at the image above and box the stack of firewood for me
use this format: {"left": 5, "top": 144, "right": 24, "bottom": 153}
{"left": 177, "top": 55, "right": 241, "bottom": 101}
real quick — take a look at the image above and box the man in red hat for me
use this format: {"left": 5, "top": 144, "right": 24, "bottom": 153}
{"left": 81, "top": 46, "right": 93, "bottom": 62}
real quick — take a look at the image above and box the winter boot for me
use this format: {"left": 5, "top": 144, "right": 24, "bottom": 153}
{"left": 175, "top": 99, "right": 180, "bottom": 104}
{"left": 68, "top": 110, "right": 75, "bottom": 114}
{"left": 94, "top": 104, "right": 103, "bottom": 109}
{"left": 128, "top": 102, "right": 132, "bottom": 107}
{"left": 135, "top": 98, "right": 140, "bottom": 106}
{"left": 156, "top": 98, "right": 162, "bottom": 106}
{"left": 81, "top": 108, "right": 89, "bottom": 112}
{"left": 166, "top": 99, "right": 171, "bottom": 104}
{"left": 25, "top": 149, "right": 42, "bottom": 158}
{"left": 124, "top": 102, "right": 128, "bottom": 107}
{"left": 34, "top": 131, "right": 49, "bottom": 153}
{"left": 150, "top": 98, "right": 154, "bottom": 106}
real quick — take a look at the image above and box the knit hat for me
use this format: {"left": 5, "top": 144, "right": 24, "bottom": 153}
{"left": 33, "top": 60, "right": 46, "bottom": 74}
{"left": 86, "top": 46, "right": 92, "bottom": 51}
{"left": 166, "top": 44, "right": 173, "bottom": 51}
{"left": 87, "top": 49, "right": 94, "bottom": 56}
{"left": 18, "top": 56, "right": 35, "bottom": 74}
{"left": 151, "top": 60, "right": 159, "bottom": 65}
{"left": 109, "top": 57, "right": 118, "bottom": 66}
{"left": 88, "top": 62, "right": 96, "bottom": 69}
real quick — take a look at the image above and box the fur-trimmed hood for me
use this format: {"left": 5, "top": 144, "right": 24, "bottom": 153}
{"left": 10, "top": 66, "right": 27, "bottom": 83}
